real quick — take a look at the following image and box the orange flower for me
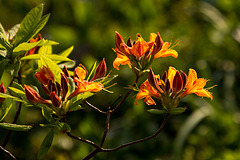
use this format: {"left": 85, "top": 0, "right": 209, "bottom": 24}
{"left": 135, "top": 67, "right": 213, "bottom": 109}
{"left": 181, "top": 69, "right": 213, "bottom": 100}
{"left": 113, "top": 32, "right": 178, "bottom": 73}
{"left": 68, "top": 64, "right": 104, "bottom": 99}
{"left": 34, "top": 65, "right": 55, "bottom": 85}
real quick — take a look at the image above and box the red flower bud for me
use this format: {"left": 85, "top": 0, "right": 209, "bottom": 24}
{"left": 172, "top": 71, "right": 183, "bottom": 95}
{"left": 0, "top": 82, "right": 6, "bottom": 103}
{"left": 91, "top": 58, "right": 107, "bottom": 81}
{"left": 50, "top": 91, "right": 61, "bottom": 108}
{"left": 62, "top": 65, "right": 70, "bottom": 78}
{"left": 24, "top": 85, "right": 51, "bottom": 104}
{"left": 148, "top": 69, "right": 162, "bottom": 93}
{"left": 152, "top": 32, "right": 163, "bottom": 55}
{"left": 61, "top": 73, "right": 68, "bottom": 100}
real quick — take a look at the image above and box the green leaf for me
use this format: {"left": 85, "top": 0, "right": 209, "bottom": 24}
{"left": 147, "top": 109, "right": 167, "bottom": 114}
{"left": 5, "top": 60, "right": 21, "bottom": 77}
{"left": 20, "top": 54, "right": 41, "bottom": 60}
{"left": 0, "top": 33, "right": 12, "bottom": 51}
{"left": 0, "top": 92, "right": 26, "bottom": 103}
{"left": 8, "top": 86, "right": 26, "bottom": 97}
{"left": 42, "top": 107, "right": 54, "bottom": 123}
{"left": 0, "top": 99, "right": 13, "bottom": 122}
{"left": 57, "top": 122, "right": 71, "bottom": 132}
{"left": 38, "top": 129, "right": 54, "bottom": 160}
{"left": 68, "top": 77, "right": 75, "bottom": 94}
{"left": 86, "top": 61, "right": 97, "bottom": 81}
{"left": 0, "top": 23, "right": 6, "bottom": 36}
{"left": 11, "top": 81, "right": 24, "bottom": 92}
{"left": 0, "top": 59, "right": 10, "bottom": 79}
{"left": 55, "top": 46, "right": 74, "bottom": 63}
{"left": 13, "top": 4, "right": 50, "bottom": 47}
{"left": 94, "top": 74, "right": 118, "bottom": 85}
{"left": 14, "top": 39, "right": 58, "bottom": 56}
{"left": 6, "top": 24, "right": 20, "bottom": 40}
{"left": 38, "top": 45, "right": 52, "bottom": 55}
{"left": 0, "top": 123, "right": 33, "bottom": 131}
{"left": 57, "top": 61, "right": 76, "bottom": 70}
{"left": 46, "top": 54, "right": 72, "bottom": 62}
{"left": 169, "top": 107, "right": 186, "bottom": 115}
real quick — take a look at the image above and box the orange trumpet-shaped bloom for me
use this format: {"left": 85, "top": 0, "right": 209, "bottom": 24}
{"left": 113, "top": 32, "right": 178, "bottom": 71}
{"left": 181, "top": 69, "right": 213, "bottom": 100}
{"left": 68, "top": 64, "right": 104, "bottom": 100}
{"left": 135, "top": 67, "right": 213, "bottom": 109}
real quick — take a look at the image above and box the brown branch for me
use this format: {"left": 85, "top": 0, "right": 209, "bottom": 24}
{"left": 102, "top": 112, "right": 169, "bottom": 152}
{"left": 84, "top": 100, "right": 106, "bottom": 114}
{"left": 81, "top": 113, "right": 169, "bottom": 159}
{"left": 0, "top": 146, "right": 16, "bottom": 160}
{"left": 66, "top": 132, "right": 102, "bottom": 150}
{"left": 111, "top": 75, "right": 140, "bottom": 113}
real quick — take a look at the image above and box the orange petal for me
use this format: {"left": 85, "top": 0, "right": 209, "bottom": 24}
{"left": 154, "top": 42, "right": 178, "bottom": 59}
{"left": 113, "top": 50, "right": 130, "bottom": 70}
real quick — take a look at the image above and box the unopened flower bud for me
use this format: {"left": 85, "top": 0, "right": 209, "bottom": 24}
{"left": 61, "top": 73, "right": 68, "bottom": 100}
{"left": 148, "top": 69, "right": 162, "bottom": 93}
{"left": 24, "top": 85, "right": 51, "bottom": 104}
{"left": 172, "top": 71, "right": 183, "bottom": 95}
{"left": 91, "top": 58, "right": 107, "bottom": 81}
{"left": 0, "top": 83, "right": 6, "bottom": 103}
{"left": 50, "top": 91, "right": 61, "bottom": 108}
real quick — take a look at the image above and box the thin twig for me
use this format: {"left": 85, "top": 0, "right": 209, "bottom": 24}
{"left": 102, "top": 113, "right": 169, "bottom": 152}
{"left": 84, "top": 100, "right": 106, "bottom": 114}
{"left": 111, "top": 75, "right": 140, "bottom": 113}
{"left": 2, "top": 102, "right": 23, "bottom": 147}
{"left": 0, "top": 146, "right": 16, "bottom": 160}
{"left": 100, "top": 110, "right": 111, "bottom": 147}
{"left": 66, "top": 132, "right": 102, "bottom": 150}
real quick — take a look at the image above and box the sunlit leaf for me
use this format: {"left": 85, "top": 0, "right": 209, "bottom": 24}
{"left": 56, "top": 46, "right": 74, "bottom": 63}
{"left": 13, "top": 4, "right": 50, "bottom": 47}
{"left": 42, "top": 107, "right": 54, "bottom": 123}
{"left": 147, "top": 109, "right": 167, "bottom": 114}
{"left": 169, "top": 107, "right": 186, "bottom": 114}
{"left": 86, "top": 61, "right": 97, "bottom": 81}
{"left": 0, "top": 99, "right": 13, "bottom": 122}
{"left": 0, "top": 123, "right": 33, "bottom": 131}
{"left": 0, "top": 92, "right": 26, "bottom": 103}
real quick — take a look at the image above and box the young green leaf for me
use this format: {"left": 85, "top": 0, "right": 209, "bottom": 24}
{"left": 13, "top": 4, "right": 50, "bottom": 47}
{"left": 86, "top": 61, "right": 97, "bottom": 81}
{"left": 6, "top": 24, "right": 20, "bottom": 40}
{"left": 169, "top": 107, "right": 186, "bottom": 115}
{"left": 42, "top": 107, "right": 55, "bottom": 123}
{"left": 0, "top": 99, "right": 13, "bottom": 122}
{"left": 147, "top": 109, "right": 167, "bottom": 114}
{"left": 0, "top": 123, "right": 33, "bottom": 131}
{"left": 38, "top": 129, "right": 54, "bottom": 160}
{"left": 0, "top": 92, "right": 26, "bottom": 103}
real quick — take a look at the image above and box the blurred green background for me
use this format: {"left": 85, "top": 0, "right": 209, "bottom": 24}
{"left": 1, "top": 0, "right": 240, "bottom": 159}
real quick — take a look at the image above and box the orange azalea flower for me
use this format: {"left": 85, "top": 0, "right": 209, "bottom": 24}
{"left": 34, "top": 65, "right": 55, "bottom": 85}
{"left": 113, "top": 32, "right": 178, "bottom": 73}
{"left": 135, "top": 67, "right": 213, "bottom": 109}
{"left": 68, "top": 64, "right": 104, "bottom": 100}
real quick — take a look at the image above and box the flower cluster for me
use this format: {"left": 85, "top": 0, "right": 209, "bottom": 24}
{"left": 113, "top": 32, "right": 178, "bottom": 76}
{"left": 135, "top": 67, "right": 213, "bottom": 110}
{"left": 24, "top": 59, "right": 106, "bottom": 115}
